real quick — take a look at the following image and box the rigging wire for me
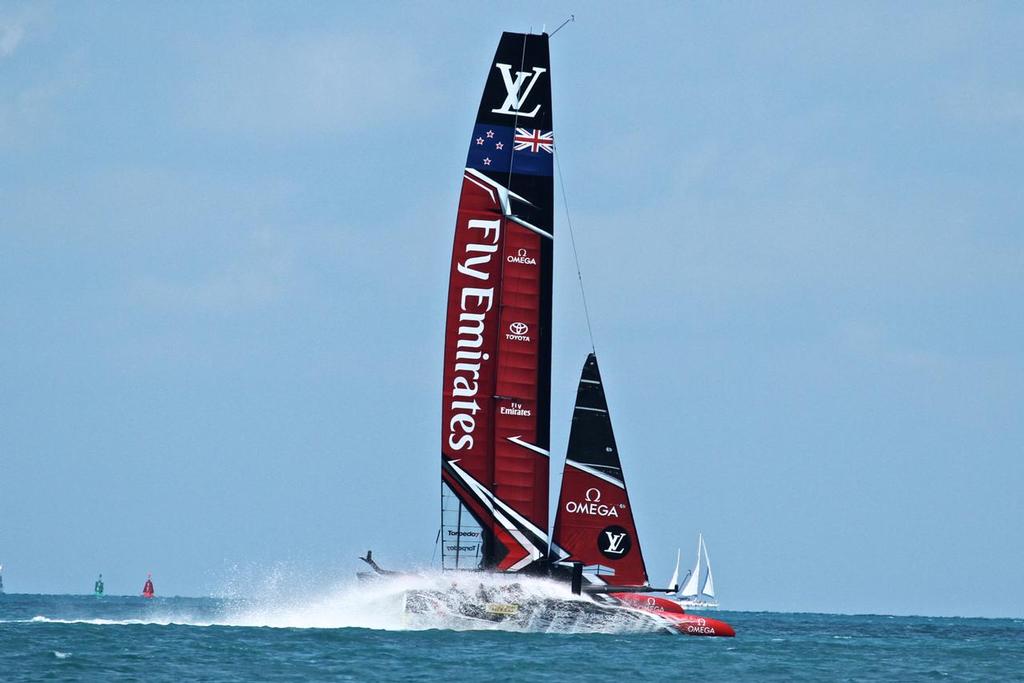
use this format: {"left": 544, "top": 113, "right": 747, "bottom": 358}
{"left": 550, "top": 14, "right": 575, "bottom": 38}
{"left": 554, "top": 145, "right": 597, "bottom": 354}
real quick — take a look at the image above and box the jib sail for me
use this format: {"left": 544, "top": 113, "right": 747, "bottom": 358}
{"left": 551, "top": 354, "right": 649, "bottom": 587}
{"left": 440, "top": 32, "right": 554, "bottom": 573}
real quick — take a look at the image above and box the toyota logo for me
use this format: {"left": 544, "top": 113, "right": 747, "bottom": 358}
{"left": 509, "top": 322, "right": 529, "bottom": 335}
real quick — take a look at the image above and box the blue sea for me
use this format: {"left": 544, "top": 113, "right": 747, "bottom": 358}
{"left": 2, "top": 593, "right": 1022, "bottom": 681}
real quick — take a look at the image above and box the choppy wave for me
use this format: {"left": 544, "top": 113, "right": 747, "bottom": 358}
{"left": 25, "top": 615, "right": 212, "bottom": 627}
{"left": 4, "top": 593, "right": 1022, "bottom": 682}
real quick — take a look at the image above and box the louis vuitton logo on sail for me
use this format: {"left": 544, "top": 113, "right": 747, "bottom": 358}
{"left": 447, "top": 218, "right": 502, "bottom": 452}
{"left": 597, "top": 525, "right": 632, "bottom": 559}
{"left": 491, "top": 63, "right": 547, "bottom": 118}
{"left": 603, "top": 532, "right": 628, "bottom": 553}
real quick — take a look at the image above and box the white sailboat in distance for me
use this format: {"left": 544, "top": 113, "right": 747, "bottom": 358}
{"left": 677, "top": 533, "right": 719, "bottom": 609}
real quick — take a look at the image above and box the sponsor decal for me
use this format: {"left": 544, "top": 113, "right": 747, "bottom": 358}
{"left": 484, "top": 603, "right": 519, "bottom": 616}
{"left": 506, "top": 321, "right": 531, "bottom": 342}
{"left": 507, "top": 248, "right": 537, "bottom": 266}
{"left": 685, "top": 618, "right": 716, "bottom": 635}
{"left": 500, "top": 401, "right": 532, "bottom": 417}
{"left": 447, "top": 529, "right": 481, "bottom": 537}
{"left": 446, "top": 544, "right": 479, "bottom": 553}
{"left": 447, "top": 218, "right": 502, "bottom": 451}
{"left": 491, "top": 63, "right": 546, "bottom": 118}
{"left": 597, "top": 525, "right": 632, "bottom": 559}
{"left": 564, "top": 487, "right": 624, "bottom": 518}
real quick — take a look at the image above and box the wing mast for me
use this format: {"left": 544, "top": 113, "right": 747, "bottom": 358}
{"left": 440, "top": 32, "right": 555, "bottom": 573}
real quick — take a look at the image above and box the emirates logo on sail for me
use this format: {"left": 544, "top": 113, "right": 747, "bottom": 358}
{"left": 447, "top": 217, "right": 502, "bottom": 452}
{"left": 500, "top": 401, "right": 532, "bottom": 417}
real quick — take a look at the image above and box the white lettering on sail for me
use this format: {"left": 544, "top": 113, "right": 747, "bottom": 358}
{"left": 505, "top": 321, "right": 531, "bottom": 343}
{"left": 457, "top": 220, "right": 502, "bottom": 279}
{"left": 500, "top": 401, "right": 532, "bottom": 417}
{"left": 448, "top": 217, "right": 502, "bottom": 451}
{"left": 506, "top": 248, "right": 536, "bottom": 265}
{"left": 565, "top": 501, "right": 621, "bottom": 518}
{"left": 491, "top": 63, "right": 546, "bottom": 118}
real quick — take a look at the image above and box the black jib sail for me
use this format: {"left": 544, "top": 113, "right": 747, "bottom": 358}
{"left": 551, "top": 353, "right": 649, "bottom": 587}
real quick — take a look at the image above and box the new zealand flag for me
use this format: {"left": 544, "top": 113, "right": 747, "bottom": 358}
{"left": 466, "top": 124, "right": 553, "bottom": 177}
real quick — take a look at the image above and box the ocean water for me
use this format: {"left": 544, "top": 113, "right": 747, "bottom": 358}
{"left": 2, "top": 585, "right": 1022, "bottom": 681}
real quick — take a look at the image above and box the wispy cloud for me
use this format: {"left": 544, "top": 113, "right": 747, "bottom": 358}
{"left": 943, "top": 85, "right": 1024, "bottom": 125}
{"left": 181, "top": 31, "right": 435, "bottom": 139}
{"left": 0, "top": 5, "right": 78, "bottom": 149}
{"left": 0, "top": 20, "right": 24, "bottom": 57}
{"left": 0, "top": 80, "right": 64, "bottom": 146}
{"left": 131, "top": 241, "right": 293, "bottom": 313}
{"left": 0, "top": 1, "right": 52, "bottom": 59}
{"left": 837, "top": 319, "right": 951, "bottom": 373}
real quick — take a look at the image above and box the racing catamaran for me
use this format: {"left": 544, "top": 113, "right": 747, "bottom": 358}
{"left": 365, "top": 29, "right": 734, "bottom": 637}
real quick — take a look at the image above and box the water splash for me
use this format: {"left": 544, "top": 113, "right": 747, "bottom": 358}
{"left": 218, "top": 569, "right": 609, "bottom": 632}
{"left": 10, "top": 568, "right": 669, "bottom": 635}
{"left": 211, "top": 566, "right": 672, "bottom": 634}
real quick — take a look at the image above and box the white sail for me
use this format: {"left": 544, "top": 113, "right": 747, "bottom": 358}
{"left": 667, "top": 548, "right": 681, "bottom": 592}
{"left": 700, "top": 536, "right": 716, "bottom": 597}
{"left": 679, "top": 534, "right": 702, "bottom": 597}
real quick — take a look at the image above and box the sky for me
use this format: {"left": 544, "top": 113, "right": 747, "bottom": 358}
{"left": 1, "top": 1, "right": 1021, "bottom": 618}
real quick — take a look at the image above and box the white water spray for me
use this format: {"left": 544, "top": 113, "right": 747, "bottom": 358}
{"left": 11, "top": 568, "right": 670, "bottom": 635}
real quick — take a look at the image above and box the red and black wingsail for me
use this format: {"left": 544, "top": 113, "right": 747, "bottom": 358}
{"left": 440, "top": 32, "right": 553, "bottom": 573}
{"left": 551, "top": 354, "right": 649, "bottom": 587}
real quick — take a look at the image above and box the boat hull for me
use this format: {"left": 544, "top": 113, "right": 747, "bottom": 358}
{"left": 608, "top": 592, "right": 687, "bottom": 614}
{"left": 657, "top": 612, "right": 735, "bottom": 637}
{"left": 604, "top": 592, "right": 734, "bottom": 636}
{"left": 404, "top": 588, "right": 734, "bottom": 636}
